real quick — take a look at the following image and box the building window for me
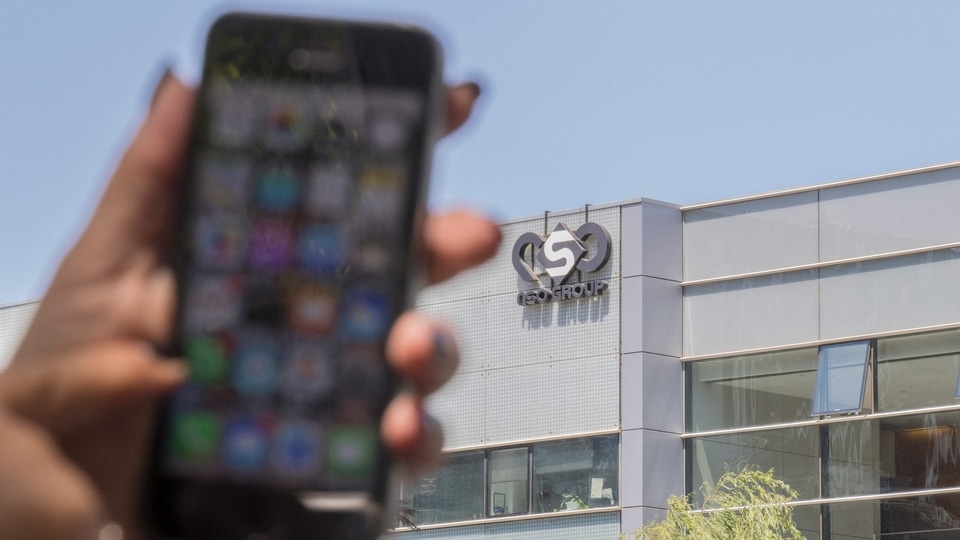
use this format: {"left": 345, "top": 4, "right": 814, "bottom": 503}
{"left": 686, "top": 348, "right": 818, "bottom": 432}
{"left": 812, "top": 340, "right": 872, "bottom": 416}
{"left": 533, "top": 435, "right": 618, "bottom": 513}
{"left": 401, "top": 450, "right": 484, "bottom": 525}
{"left": 394, "top": 434, "right": 619, "bottom": 528}
{"left": 489, "top": 447, "right": 529, "bottom": 516}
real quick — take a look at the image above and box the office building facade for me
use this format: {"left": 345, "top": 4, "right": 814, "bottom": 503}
{"left": 391, "top": 162, "right": 960, "bottom": 540}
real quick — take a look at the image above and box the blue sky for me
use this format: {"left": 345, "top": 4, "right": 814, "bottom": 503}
{"left": 4, "top": 1, "right": 960, "bottom": 304}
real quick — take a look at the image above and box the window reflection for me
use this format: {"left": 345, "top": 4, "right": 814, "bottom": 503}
{"left": 687, "top": 348, "right": 817, "bottom": 432}
{"left": 393, "top": 435, "right": 620, "bottom": 528}
{"left": 400, "top": 451, "right": 484, "bottom": 526}
{"left": 812, "top": 340, "right": 872, "bottom": 416}
{"left": 533, "top": 435, "right": 618, "bottom": 513}
{"left": 877, "top": 329, "right": 960, "bottom": 411}
{"left": 489, "top": 447, "right": 529, "bottom": 516}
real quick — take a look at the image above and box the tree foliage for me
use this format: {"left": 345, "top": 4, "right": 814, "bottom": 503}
{"left": 624, "top": 468, "right": 804, "bottom": 540}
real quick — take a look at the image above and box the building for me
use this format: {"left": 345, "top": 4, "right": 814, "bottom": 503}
{"left": 0, "top": 300, "right": 38, "bottom": 370}
{"left": 5, "top": 162, "right": 960, "bottom": 539}
{"left": 390, "top": 161, "right": 960, "bottom": 540}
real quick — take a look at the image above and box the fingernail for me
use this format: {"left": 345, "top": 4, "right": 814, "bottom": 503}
{"left": 405, "top": 413, "right": 444, "bottom": 477}
{"left": 150, "top": 66, "right": 173, "bottom": 109}
{"left": 421, "top": 413, "right": 443, "bottom": 453}
{"left": 464, "top": 82, "right": 481, "bottom": 98}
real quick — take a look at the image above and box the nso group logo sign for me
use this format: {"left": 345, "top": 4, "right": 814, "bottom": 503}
{"left": 512, "top": 222, "right": 612, "bottom": 306}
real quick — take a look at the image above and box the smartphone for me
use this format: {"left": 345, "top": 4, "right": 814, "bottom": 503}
{"left": 146, "top": 12, "right": 443, "bottom": 539}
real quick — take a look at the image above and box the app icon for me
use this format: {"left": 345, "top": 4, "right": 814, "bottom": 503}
{"left": 262, "top": 94, "right": 312, "bottom": 152}
{"left": 316, "top": 90, "right": 364, "bottom": 148}
{"left": 197, "top": 156, "right": 252, "bottom": 211}
{"left": 304, "top": 162, "right": 351, "bottom": 219}
{"left": 256, "top": 166, "right": 300, "bottom": 213}
{"left": 182, "top": 274, "right": 243, "bottom": 333}
{"left": 349, "top": 239, "right": 392, "bottom": 275}
{"left": 248, "top": 218, "right": 294, "bottom": 271}
{"left": 184, "top": 334, "right": 230, "bottom": 385}
{"left": 299, "top": 224, "right": 345, "bottom": 275}
{"left": 169, "top": 410, "right": 221, "bottom": 463}
{"left": 242, "top": 275, "right": 286, "bottom": 327}
{"left": 232, "top": 334, "right": 281, "bottom": 397}
{"left": 289, "top": 285, "right": 338, "bottom": 336}
{"left": 337, "top": 347, "right": 387, "bottom": 401}
{"left": 207, "top": 80, "right": 259, "bottom": 149}
{"left": 223, "top": 415, "right": 270, "bottom": 472}
{"left": 327, "top": 425, "right": 376, "bottom": 480}
{"left": 340, "top": 289, "right": 391, "bottom": 342}
{"left": 354, "top": 165, "right": 405, "bottom": 230}
{"left": 193, "top": 215, "right": 247, "bottom": 270}
{"left": 366, "top": 108, "right": 411, "bottom": 156}
{"left": 281, "top": 341, "right": 335, "bottom": 403}
{"left": 274, "top": 419, "right": 322, "bottom": 477}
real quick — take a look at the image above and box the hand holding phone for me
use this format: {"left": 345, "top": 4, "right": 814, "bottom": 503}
{"left": 0, "top": 12, "right": 497, "bottom": 540}
{"left": 148, "top": 12, "right": 445, "bottom": 540}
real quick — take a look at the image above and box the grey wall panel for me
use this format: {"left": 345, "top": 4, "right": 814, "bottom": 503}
{"left": 387, "top": 511, "right": 621, "bottom": 540}
{"left": 484, "top": 355, "right": 619, "bottom": 445}
{"left": 683, "top": 270, "right": 819, "bottom": 357}
{"left": 622, "top": 276, "right": 681, "bottom": 357}
{"left": 620, "top": 506, "right": 667, "bottom": 536}
{"left": 819, "top": 167, "right": 960, "bottom": 262}
{"left": 683, "top": 191, "right": 819, "bottom": 282}
{"left": 0, "top": 301, "right": 38, "bottom": 370}
{"left": 621, "top": 352, "right": 682, "bottom": 434}
{"left": 622, "top": 202, "right": 682, "bottom": 281}
{"left": 820, "top": 250, "right": 960, "bottom": 340}
{"left": 620, "top": 428, "right": 683, "bottom": 510}
{"left": 419, "top": 284, "right": 620, "bottom": 376}
{"left": 425, "top": 370, "right": 486, "bottom": 449}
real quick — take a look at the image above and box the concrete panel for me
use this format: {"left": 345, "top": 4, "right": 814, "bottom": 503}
{"left": 683, "top": 191, "right": 819, "bottom": 282}
{"left": 622, "top": 352, "right": 682, "bottom": 433}
{"left": 0, "top": 301, "right": 38, "bottom": 370}
{"left": 820, "top": 249, "right": 960, "bottom": 340}
{"left": 684, "top": 270, "right": 819, "bottom": 357}
{"left": 820, "top": 167, "right": 960, "bottom": 262}
{"left": 621, "top": 429, "right": 683, "bottom": 509}
{"left": 622, "top": 276, "right": 682, "bottom": 357}
{"left": 620, "top": 506, "right": 667, "bottom": 536}
{"left": 622, "top": 202, "right": 682, "bottom": 281}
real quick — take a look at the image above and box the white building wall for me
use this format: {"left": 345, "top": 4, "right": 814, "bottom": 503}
{"left": 683, "top": 164, "right": 960, "bottom": 358}
{"left": 0, "top": 301, "right": 38, "bottom": 370}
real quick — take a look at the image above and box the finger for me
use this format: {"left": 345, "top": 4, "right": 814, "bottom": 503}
{"left": 66, "top": 75, "right": 195, "bottom": 277}
{"left": 445, "top": 82, "right": 481, "bottom": 135}
{"left": 0, "top": 411, "right": 104, "bottom": 540}
{"left": 424, "top": 209, "right": 501, "bottom": 284}
{"left": 0, "top": 342, "right": 186, "bottom": 438}
{"left": 381, "top": 393, "right": 443, "bottom": 474}
{"left": 386, "top": 312, "right": 458, "bottom": 396}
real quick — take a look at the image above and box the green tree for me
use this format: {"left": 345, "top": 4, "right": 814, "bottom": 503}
{"left": 624, "top": 468, "right": 804, "bottom": 540}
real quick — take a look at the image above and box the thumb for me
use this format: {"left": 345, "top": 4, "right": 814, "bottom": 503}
{"left": 0, "top": 342, "right": 186, "bottom": 438}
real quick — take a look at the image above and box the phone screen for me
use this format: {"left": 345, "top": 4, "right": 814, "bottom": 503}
{"left": 158, "top": 14, "right": 437, "bottom": 504}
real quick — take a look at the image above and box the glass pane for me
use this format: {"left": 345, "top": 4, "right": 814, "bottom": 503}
{"left": 400, "top": 451, "right": 484, "bottom": 526}
{"left": 688, "top": 425, "right": 820, "bottom": 504}
{"left": 812, "top": 341, "right": 871, "bottom": 415}
{"left": 687, "top": 348, "right": 818, "bottom": 432}
{"left": 532, "top": 435, "right": 618, "bottom": 513}
{"left": 489, "top": 447, "right": 528, "bottom": 517}
{"left": 877, "top": 329, "right": 960, "bottom": 412}
{"left": 827, "top": 493, "right": 960, "bottom": 538}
